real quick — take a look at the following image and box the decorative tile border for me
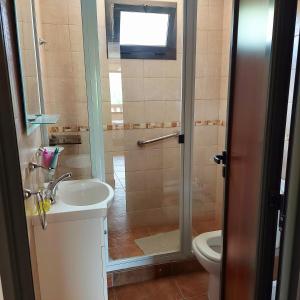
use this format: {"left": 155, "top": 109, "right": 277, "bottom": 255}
{"left": 48, "top": 126, "right": 89, "bottom": 133}
{"left": 48, "top": 120, "right": 225, "bottom": 133}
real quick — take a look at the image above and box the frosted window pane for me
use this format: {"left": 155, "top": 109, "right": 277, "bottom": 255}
{"left": 120, "top": 11, "right": 169, "bottom": 46}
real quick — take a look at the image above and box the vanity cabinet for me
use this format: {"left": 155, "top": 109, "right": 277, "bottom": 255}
{"left": 34, "top": 217, "right": 108, "bottom": 300}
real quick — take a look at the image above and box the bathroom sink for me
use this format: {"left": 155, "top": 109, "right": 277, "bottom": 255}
{"left": 58, "top": 179, "right": 114, "bottom": 207}
{"left": 32, "top": 179, "right": 114, "bottom": 226}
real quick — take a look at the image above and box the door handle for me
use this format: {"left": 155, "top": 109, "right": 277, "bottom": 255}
{"left": 213, "top": 151, "right": 227, "bottom": 165}
{"left": 214, "top": 154, "right": 224, "bottom": 164}
{"left": 213, "top": 151, "right": 227, "bottom": 178}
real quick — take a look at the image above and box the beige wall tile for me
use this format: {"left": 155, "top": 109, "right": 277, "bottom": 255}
{"left": 192, "top": 145, "right": 218, "bottom": 166}
{"left": 67, "top": 0, "right": 82, "bottom": 25}
{"left": 164, "top": 55, "right": 182, "bottom": 77}
{"left": 125, "top": 171, "right": 146, "bottom": 192}
{"left": 123, "top": 102, "right": 145, "bottom": 123}
{"left": 45, "top": 78, "right": 75, "bottom": 103}
{"left": 195, "top": 77, "right": 220, "bottom": 100}
{"left": 193, "top": 126, "right": 218, "bottom": 146}
{"left": 208, "top": 6, "right": 223, "bottom": 30}
{"left": 122, "top": 78, "right": 144, "bottom": 101}
{"left": 164, "top": 101, "right": 181, "bottom": 122}
{"left": 163, "top": 148, "right": 180, "bottom": 169}
{"left": 71, "top": 51, "right": 85, "bottom": 78}
{"left": 41, "top": 24, "right": 70, "bottom": 51}
{"left": 124, "top": 149, "right": 146, "bottom": 172}
{"left": 121, "top": 60, "right": 143, "bottom": 78}
{"left": 145, "top": 148, "right": 163, "bottom": 170}
{"left": 196, "top": 30, "right": 208, "bottom": 54}
{"left": 144, "top": 78, "right": 164, "bottom": 101}
{"left": 194, "top": 99, "right": 219, "bottom": 120}
{"left": 207, "top": 30, "right": 223, "bottom": 54}
{"left": 144, "top": 60, "right": 165, "bottom": 78}
{"left": 145, "top": 170, "right": 163, "bottom": 190}
{"left": 144, "top": 101, "right": 164, "bottom": 122}
{"left": 164, "top": 78, "right": 181, "bottom": 100}
{"left": 102, "top": 102, "right": 112, "bottom": 124}
{"left": 196, "top": 54, "right": 221, "bottom": 77}
{"left": 69, "top": 25, "right": 83, "bottom": 51}
{"left": 39, "top": 0, "right": 68, "bottom": 24}
{"left": 44, "top": 51, "right": 73, "bottom": 77}
{"left": 197, "top": 6, "right": 209, "bottom": 30}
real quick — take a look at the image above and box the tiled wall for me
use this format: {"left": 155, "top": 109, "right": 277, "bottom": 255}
{"left": 97, "top": 0, "right": 184, "bottom": 231}
{"left": 36, "top": 0, "right": 232, "bottom": 232}
{"left": 99, "top": 0, "right": 233, "bottom": 231}
{"left": 35, "top": 0, "right": 92, "bottom": 179}
{"left": 192, "top": 0, "right": 232, "bottom": 232}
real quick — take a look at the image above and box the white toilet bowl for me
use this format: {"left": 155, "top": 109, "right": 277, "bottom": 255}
{"left": 192, "top": 230, "right": 222, "bottom": 300}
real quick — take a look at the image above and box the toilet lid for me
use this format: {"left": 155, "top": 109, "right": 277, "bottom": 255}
{"left": 193, "top": 230, "right": 222, "bottom": 263}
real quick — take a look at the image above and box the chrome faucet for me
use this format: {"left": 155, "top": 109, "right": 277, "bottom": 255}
{"left": 45, "top": 172, "right": 72, "bottom": 204}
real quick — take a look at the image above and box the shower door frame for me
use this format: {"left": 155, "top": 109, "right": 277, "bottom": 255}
{"left": 81, "top": 0, "right": 199, "bottom": 271}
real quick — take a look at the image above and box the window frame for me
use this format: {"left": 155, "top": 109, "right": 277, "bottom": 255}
{"left": 107, "top": 3, "right": 177, "bottom": 60}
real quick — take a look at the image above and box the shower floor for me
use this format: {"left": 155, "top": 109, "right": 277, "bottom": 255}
{"left": 108, "top": 155, "right": 220, "bottom": 260}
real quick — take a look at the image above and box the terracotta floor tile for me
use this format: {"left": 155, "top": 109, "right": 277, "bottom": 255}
{"left": 174, "top": 272, "right": 208, "bottom": 299}
{"left": 114, "top": 277, "right": 181, "bottom": 300}
{"left": 108, "top": 216, "right": 221, "bottom": 261}
{"left": 109, "top": 244, "right": 144, "bottom": 260}
{"left": 108, "top": 288, "right": 116, "bottom": 300}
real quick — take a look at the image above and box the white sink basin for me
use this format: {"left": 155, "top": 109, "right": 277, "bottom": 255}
{"left": 58, "top": 179, "right": 113, "bottom": 207}
{"left": 32, "top": 179, "right": 114, "bottom": 226}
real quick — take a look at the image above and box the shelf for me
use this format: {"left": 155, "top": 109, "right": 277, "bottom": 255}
{"left": 27, "top": 114, "right": 59, "bottom": 125}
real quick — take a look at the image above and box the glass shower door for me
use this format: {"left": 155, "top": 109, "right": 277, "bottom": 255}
{"left": 96, "top": 0, "right": 184, "bottom": 261}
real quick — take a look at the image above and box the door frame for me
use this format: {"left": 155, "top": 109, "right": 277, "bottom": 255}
{"left": 277, "top": 30, "right": 300, "bottom": 300}
{"left": 221, "top": 0, "right": 298, "bottom": 298}
{"left": 0, "top": 0, "right": 35, "bottom": 299}
{"left": 255, "top": 0, "right": 298, "bottom": 298}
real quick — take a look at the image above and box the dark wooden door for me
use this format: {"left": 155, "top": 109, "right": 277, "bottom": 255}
{"left": 221, "top": 0, "right": 298, "bottom": 299}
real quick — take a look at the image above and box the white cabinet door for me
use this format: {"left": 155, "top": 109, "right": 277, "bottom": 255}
{"left": 35, "top": 218, "right": 107, "bottom": 300}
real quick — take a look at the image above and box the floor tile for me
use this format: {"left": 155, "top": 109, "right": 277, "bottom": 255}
{"left": 174, "top": 272, "right": 208, "bottom": 299}
{"left": 114, "top": 277, "right": 181, "bottom": 300}
{"left": 108, "top": 288, "right": 116, "bottom": 300}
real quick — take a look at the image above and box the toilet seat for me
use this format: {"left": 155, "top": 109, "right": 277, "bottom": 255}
{"left": 193, "top": 230, "right": 222, "bottom": 263}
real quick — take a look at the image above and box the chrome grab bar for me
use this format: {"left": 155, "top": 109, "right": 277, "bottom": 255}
{"left": 137, "top": 131, "right": 179, "bottom": 146}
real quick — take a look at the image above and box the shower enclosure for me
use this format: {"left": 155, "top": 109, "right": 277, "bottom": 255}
{"left": 36, "top": 0, "right": 232, "bottom": 271}
{"left": 82, "top": 0, "right": 232, "bottom": 271}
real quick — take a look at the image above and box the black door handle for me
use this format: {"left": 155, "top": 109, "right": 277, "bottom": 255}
{"left": 213, "top": 151, "right": 227, "bottom": 165}
{"left": 214, "top": 154, "right": 224, "bottom": 164}
{"left": 213, "top": 151, "right": 227, "bottom": 178}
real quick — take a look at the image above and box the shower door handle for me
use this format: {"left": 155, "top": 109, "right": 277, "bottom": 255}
{"left": 213, "top": 151, "right": 227, "bottom": 178}
{"left": 213, "top": 151, "right": 226, "bottom": 164}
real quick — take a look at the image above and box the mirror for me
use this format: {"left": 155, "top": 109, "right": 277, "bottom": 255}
{"left": 14, "top": 0, "right": 58, "bottom": 134}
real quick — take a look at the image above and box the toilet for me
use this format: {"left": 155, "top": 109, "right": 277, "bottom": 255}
{"left": 192, "top": 230, "right": 222, "bottom": 300}
{"left": 193, "top": 229, "right": 281, "bottom": 300}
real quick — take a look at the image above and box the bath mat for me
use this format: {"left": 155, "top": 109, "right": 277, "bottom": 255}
{"left": 135, "top": 230, "right": 180, "bottom": 255}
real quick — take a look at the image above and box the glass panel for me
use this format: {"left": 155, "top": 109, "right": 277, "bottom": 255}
{"left": 100, "top": 0, "right": 183, "bottom": 261}
{"left": 191, "top": 0, "right": 233, "bottom": 236}
{"left": 34, "top": 0, "right": 92, "bottom": 180}
{"left": 120, "top": 12, "right": 169, "bottom": 46}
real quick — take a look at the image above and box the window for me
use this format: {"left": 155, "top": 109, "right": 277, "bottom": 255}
{"left": 105, "top": 2, "right": 177, "bottom": 60}
{"left": 109, "top": 72, "right": 123, "bottom": 105}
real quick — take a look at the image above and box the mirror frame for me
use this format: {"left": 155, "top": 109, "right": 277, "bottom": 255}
{"left": 14, "top": 0, "right": 46, "bottom": 135}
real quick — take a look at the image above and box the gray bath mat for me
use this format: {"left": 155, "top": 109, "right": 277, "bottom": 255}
{"left": 135, "top": 230, "right": 180, "bottom": 255}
